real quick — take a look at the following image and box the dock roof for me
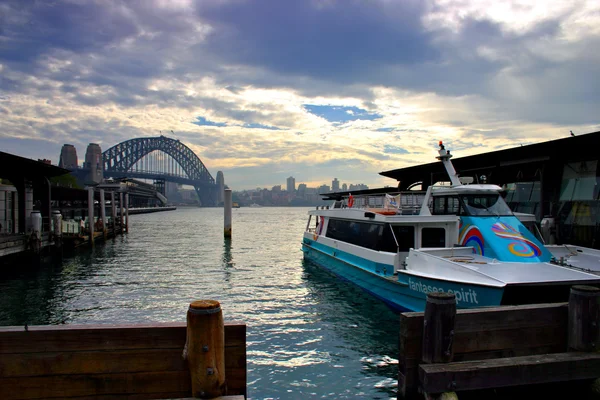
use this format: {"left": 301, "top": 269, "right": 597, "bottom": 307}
{"left": 0, "top": 151, "right": 70, "bottom": 181}
{"left": 379, "top": 130, "right": 600, "bottom": 189}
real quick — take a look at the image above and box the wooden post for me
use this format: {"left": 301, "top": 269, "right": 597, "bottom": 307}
{"left": 111, "top": 192, "right": 116, "bottom": 236}
{"left": 99, "top": 189, "right": 107, "bottom": 239}
{"left": 119, "top": 192, "right": 124, "bottom": 235}
{"left": 125, "top": 193, "right": 129, "bottom": 233}
{"left": 87, "top": 187, "right": 94, "bottom": 245}
{"left": 422, "top": 292, "right": 457, "bottom": 400}
{"left": 224, "top": 189, "right": 232, "bottom": 238}
{"left": 568, "top": 285, "right": 600, "bottom": 352}
{"left": 184, "top": 300, "right": 226, "bottom": 398}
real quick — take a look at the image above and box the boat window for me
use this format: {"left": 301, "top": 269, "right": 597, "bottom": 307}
{"left": 459, "top": 194, "right": 512, "bottom": 216}
{"left": 379, "top": 225, "right": 415, "bottom": 252}
{"left": 421, "top": 227, "right": 445, "bottom": 248}
{"left": 432, "top": 196, "right": 461, "bottom": 215}
{"left": 326, "top": 218, "right": 383, "bottom": 250}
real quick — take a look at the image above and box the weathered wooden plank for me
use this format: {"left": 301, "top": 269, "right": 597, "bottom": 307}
{"left": 0, "top": 371, "right": 191, "bottom": 400}
{"left": 399, "top": 303, "right": 568, "bottom": 397}
{"left": 0, "top": 348, "right": 188, "bottom": 377}
{"left": 0, "top": 322, "right": 246, "bottom": 399}
{"left": 0, "top": 323, "right": 245, "bottom": 354}
{"left": 419, "top": 352, "right": 600, "bottom": 393}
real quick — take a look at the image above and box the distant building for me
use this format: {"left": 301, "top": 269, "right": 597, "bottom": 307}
{"left": 38, "top": 159, "right": 52, "bottom": 165}
{"left": 349, "top": 183, "right": 369, "bottom": 191}
{"left": 287, "top": 176, "right": 296, "bottom": 193}
{"left": 297, "top": 183, "right": 307, "bottom": 198}
{"left": 342, "top": 183, "right": 347, "bottom": 192}
{"left": 84, "top": 143, "right": 103, "bottom": 184}
{"left": 216, "top": 171, "right": 225, "bottom": 204}
{"left": 59, "top": 144, "right": 78, "bottom": 169}
{"left": 332, "top": 178, "right": 340, "bottom": 192}
{"left": 318, "top": 184, "right": 331, "bottom": 194}
{"left": 272, "top": 185, "right": 282, "bottom": 193}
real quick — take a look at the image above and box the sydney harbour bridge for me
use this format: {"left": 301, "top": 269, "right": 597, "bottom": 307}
{"left": 101, "top": 136, "right": 218, "bottom": 206}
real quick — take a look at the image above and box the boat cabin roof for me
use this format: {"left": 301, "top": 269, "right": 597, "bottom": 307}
{"left": 430, "top": 184, "right": 503, "bottom": 196}
{"left": 320, "top": 187, "right": 400, "bottom": 200}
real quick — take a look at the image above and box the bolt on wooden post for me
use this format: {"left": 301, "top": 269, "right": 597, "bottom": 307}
{"left": 184, "top": 300, "right": 226, "bottom": 398}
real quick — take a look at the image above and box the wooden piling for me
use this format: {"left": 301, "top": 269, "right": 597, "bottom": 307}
{"left": 110, "top": 192, "right": 116, "bottom": 235}
{"left": 87, "top": 187, "right": 94, "bottom": 245}
{"left": 119, "top": 192, "right": 124, "bottom": 235}
{"left": 422, "top": 292, "right": 456, "bottom": 364}
{"left": 125, "top": 193, "right": 129, "bottom": 233}
{"left": 421, "top": 292, "right": 457, "bottom": 399}
{"left": 568, "top": 285, "right": 600, "bottom": 352}
{"left": 224, "top": 189, "right": 232, "bottom": 238}
{"left": 99, "top": 189, "right": 107, "bottom": 239}
{"left": 184, "top": 300, "right": 226, "bottom": 398}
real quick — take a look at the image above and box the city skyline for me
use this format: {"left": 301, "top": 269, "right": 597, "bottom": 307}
{"left": 1, "top": 1, "right": 599, "bottom": 191}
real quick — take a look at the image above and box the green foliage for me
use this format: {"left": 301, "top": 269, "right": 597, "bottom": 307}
{"left": 50, "top": 173, "right": 81, "bottom": 188}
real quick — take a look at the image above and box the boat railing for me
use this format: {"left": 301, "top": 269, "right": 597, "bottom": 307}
{"left": 349, "top": 191, "right": 426, "bottom": 215}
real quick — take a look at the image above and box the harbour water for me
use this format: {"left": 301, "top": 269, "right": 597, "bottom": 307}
{"left": 0, "top": 207, "right": 399, "bottom": 399}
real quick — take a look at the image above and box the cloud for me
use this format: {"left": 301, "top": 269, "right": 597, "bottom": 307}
{"left": 0, "top": 0, "right": 599, "bottom": 190}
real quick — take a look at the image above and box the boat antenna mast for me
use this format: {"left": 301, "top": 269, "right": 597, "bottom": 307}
{"left": 437, "top": 141, "right": 461, "bottom": 186}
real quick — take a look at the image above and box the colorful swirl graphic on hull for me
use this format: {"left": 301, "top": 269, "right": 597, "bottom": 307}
{"left": 459, "top": 224, "right": 484, "bottom": 255}
{"left": 491, "top": 222, "right": 542, "bottom": 257}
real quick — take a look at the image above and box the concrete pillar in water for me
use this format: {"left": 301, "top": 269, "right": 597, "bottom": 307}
{"left": 224, "top": 189, "right": 232, "bottom": 237}
{"left": 30, "top": 210, "right": 42, "bottom": 254}
{"left": 88, "top": 187, "right": 94, "bottom": 245}
{"left": 99, "top": 189, "right": 107, "bottom": 239}
{"left": 52, "top": 210, "right": 63, "bottom": 259}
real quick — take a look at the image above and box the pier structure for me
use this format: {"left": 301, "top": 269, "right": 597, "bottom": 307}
{"left": 0, "top": 151, "right": 70, "bottom": 261}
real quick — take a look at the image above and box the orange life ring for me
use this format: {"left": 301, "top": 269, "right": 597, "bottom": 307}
{"left": 348, "top": 195, "right": 354, "bottom": 208}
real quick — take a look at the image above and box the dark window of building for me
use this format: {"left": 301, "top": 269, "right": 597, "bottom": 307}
{"left": 504, "top": 181, "right": 542, "bottom": 219}
{"left": 421, "top": 227, "right": 445, "bottom": 248}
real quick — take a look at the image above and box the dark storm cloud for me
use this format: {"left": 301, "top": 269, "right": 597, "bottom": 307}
{"left": 198, "top": 0, "right": 438, "bottom": 82}
{"left": 0, "top": 0, "right": 598, "bottom": 131}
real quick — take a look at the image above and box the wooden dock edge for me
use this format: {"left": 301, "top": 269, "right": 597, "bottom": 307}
{"left": 0, "top": 321, "right": 247, "bottom": 400}
{"left": 399, "top": 286, "right": 600, "bottom": 399}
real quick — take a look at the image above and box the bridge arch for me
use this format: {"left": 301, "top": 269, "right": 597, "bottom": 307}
{"left": 102, "top": 136, "right": 217, "bottom": 205}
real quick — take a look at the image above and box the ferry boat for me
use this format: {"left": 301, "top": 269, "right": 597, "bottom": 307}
{"left": 301, "top": 142, "right": 600, "bottom": 311}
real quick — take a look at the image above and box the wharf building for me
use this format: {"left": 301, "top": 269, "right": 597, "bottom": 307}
{"left": 380, "top": 130, "right": 600, "bottom": 249}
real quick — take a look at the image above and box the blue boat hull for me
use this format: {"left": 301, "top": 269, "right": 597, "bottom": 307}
{"left": 302, "top": 238, "right": 504, "bottom": 312}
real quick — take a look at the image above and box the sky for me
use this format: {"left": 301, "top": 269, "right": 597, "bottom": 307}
{"left": 1, "top": 0, "right": 599, "bottom": 190}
